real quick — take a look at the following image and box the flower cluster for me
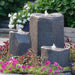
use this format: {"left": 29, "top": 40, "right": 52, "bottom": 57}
{"left": 65, "top": 38, "right": 75, "bottom": 62}
{"left": 0, "top": 57, "right": 19, "bottom": 73}
{"left": 0, "top": 40, "right": 9, "bottom": 57}
{"left": 0, "top": 44, "right": 63, "bottom": 74}
{"left": 72, "top": 63, "right": 75, "bottom": 71}
{"left": 0, "top": 40, "right": 64, "bottom": 74}
{"left": 8, "top": 4, "right": 31, "bottom": 29}
{"left": 0, "top": 57, "right": 63, "bottom": 75}
{"left": 17, "top": 48, "right": 41, "bottom": 65}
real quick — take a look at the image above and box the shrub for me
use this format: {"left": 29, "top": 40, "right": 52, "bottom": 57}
{"left": 0, "top": 40, "right": 12, "bottom": 62}
{"left": 25, "top": 0, "right": 75, "bottom": 28}
{"left": 33, "top": 0, "right": 75, "bottom": 27}
{"left": 65, "top": 38, "right": 75, "bottom": 62}
{"left": 0, "top": 0, "right": 27, "bottom": 20}
{"left": 8, "top": 4, "right": 31, "bottom": 29}
{"left": 9, "top": 0, "right": 75, "bottom": 28}
{"left": 0, "top": 40, "right": 9, "bottom": 56}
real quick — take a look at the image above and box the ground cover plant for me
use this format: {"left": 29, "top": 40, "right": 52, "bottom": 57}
{"left": 0, "top": 41, "right": 64, "bottom": 74}
{"left": 1, "top": 40, "right": 75, "bottom": 74}
{"left": 0, "top": 58, "right": 63, "bottom": 74}
{"left": 0, "top": 40, "right": 9, "bottom": 57}
{"left": 65, "top": 38, "right": 75, "bottom": 62}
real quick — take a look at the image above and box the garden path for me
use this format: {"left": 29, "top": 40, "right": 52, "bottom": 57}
{"left": 0, "top": 28, "right": 17, "bottom": 45}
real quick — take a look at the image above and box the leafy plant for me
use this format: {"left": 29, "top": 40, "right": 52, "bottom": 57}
{"left": 72, "top": 63, "right": 75, "bottom": 71}
{"left": 0, "top": 40, "right": 12, "bottom": 62}
{"left": 8, "top": 4, "right": 31, "bottom": 29}
{"left": 0, "top": 42, "right": 63, "bottom": 74}
{"left": 0, "top": 40, "right": 9, "bottom": 57}
{"left": 17, "top": 48, "right": 47, "bottom": 66}
{"left": 0, "top": 56, "right": 63, "bottom": 74}
{"left": 65, "top": 38, "right": 75, "bottom": 62}
{"left": 27, "top": 0, "right": 75, "bottom": 27}
{"left": 0, "top": 0, "right": 27, "bottom": 20}
{"left": 63, "top": 66, "right": 71, "bottom": 72}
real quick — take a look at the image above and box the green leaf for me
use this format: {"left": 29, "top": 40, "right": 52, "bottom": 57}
{"left": 0, "top": 7, "right": 2, "bottom": 10}
{"left": 8, "top": 0, "right": 14, "bottom": 3}
{"left": 44, "top": 6, "right": 49, "bottom": 10}
{"left": 0, "top": 13, "right": 7, "bottom": 16}
{"left": 68, "top": 11, "right": 74, "bottom": 15}
{"left": 0, "top": 1, "right": 5, "bottom": 6}
{"left": 56, "top": 8, "right": 60, "bottom": 11}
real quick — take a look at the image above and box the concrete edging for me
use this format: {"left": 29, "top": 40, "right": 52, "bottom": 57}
{"left": 64, "top": 27, "right": 75, "bottom": 43}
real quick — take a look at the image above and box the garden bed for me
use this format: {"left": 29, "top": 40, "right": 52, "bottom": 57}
{"left": 0, "top": 73, "right": 33, "bottom": 75}
{"left": 0, "top": 72, "right": 72, "bottom": 75}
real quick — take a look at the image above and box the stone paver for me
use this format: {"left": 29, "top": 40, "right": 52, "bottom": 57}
{"left": 62, "top": 72, "right": 71, "bottom": 75}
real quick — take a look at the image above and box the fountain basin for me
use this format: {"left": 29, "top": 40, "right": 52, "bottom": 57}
{"left": 41, "top": 43, "right": 70, "bottom": 67}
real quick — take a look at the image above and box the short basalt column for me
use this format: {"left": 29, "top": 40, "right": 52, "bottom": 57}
{"left": 41, "top": 43, "right": 70, "bottom": 67}
{"left": 30, "top": 13, "right": 64, "bottom": 54}
{"left": 9, "top": 29, "right": 31, "bottom": 56}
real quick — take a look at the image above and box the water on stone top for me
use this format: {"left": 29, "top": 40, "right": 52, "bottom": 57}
{"left": 31, "top": 13, "right": 62, "bottom": 18}
{"left": 42, "top": 44, "right": 70, "bottom": 51}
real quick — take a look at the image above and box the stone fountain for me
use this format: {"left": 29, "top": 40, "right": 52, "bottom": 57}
{"left": 30, "top": 12, "right": 64, "bottom": 55}
{"left": 9, "top": 11, "right": 70, "bottom": 67}
{"left": 41, "top": 43, "right": 70, "bottom": 67}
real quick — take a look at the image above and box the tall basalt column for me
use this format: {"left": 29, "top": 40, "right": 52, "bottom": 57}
{"left": 30, "top": 13, "right": 64, "bottom": 55}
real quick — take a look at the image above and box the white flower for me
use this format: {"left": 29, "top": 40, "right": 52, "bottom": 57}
{"left": 16, "top": 24, "right": 24, "bottom": 29}
{"left": 27, "top": 17, "right": 30, "bottom": 21}
{"left": 17, "top": 19, "right": 22, "bottom": 23}
{"left": 13, "top": 16, "right": 16, "bottom": 19}
{"left": 23, "top": 19, "right": 27, "bottom": 24}
{"left": 19, "top": 12, "right": 20, "bottom": 15}
{"left": 9, "top": 21, "right": 12, "bottom": 25}
{"left": 24, "top": 4, "right": 30, "bottom": 10}
{"left": 16, "top": 24, "right": 18, "bottom": 27}
{"left": 22, "top": 15, "right": 25, "bottom": 18}
{"left": 28, "top": 13, "right": 30, "bottom": 16}
{"left": 14, "top": 13, "right": 17, "bottom": 16}
{"left": 8, "top": 13, "right": 11, "bottom": 17}
{"left": 9, "top": 57, "right": 15, "bottom": 63}
{"left": 10, "top": 17, "right": 12, "bottom": 21}
{"left": 9, "top": 17, "right": 13, "bottom": 24}
{"left": 19, "top": 25, "right": 24, "bottom": 28}
{"left": 24, "top": 4, "right": 28, "bottom": 8}
{"left": 8, "top": 25, "right": 14, "bottom": 29}
{"left": 16, "top": 24, "right": 20, "bottom": 29}
{"left": 23, "top": 10, "right": 25, "bottom": 12}
{"left": 26, "top": 7, "right": 30, "bottom": 10}
{"left": 35, "top": 7, "right": 37, "bottom": 9}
